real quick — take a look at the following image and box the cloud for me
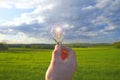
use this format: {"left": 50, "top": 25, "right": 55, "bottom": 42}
{"left": 0, "top": 0, "right": 120, "bottom": 43}
{"left": 0, "top": 32, "right": 50, "bottom": 44}
{"left": 95, "top": 0, "right": 112, "bottom": 9}
{"left": 0, "top": 3, "right": 56, "bottom": 27}
{"left": 82, "top": 5, "right": 95, "bottom": 11}
{"left": 92, "top": 0, "right": 120, "bottom": 33}
{"left": 0, "top": 0, "right": 46, "bottom": 9}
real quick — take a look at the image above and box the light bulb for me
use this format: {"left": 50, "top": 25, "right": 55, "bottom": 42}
{"left": 51, "top": 26, "right": 64, "bottom": 44}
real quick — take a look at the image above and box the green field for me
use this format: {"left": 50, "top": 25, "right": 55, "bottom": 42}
{"left": 0, "top": 47, "right": 120, "bottom": 80}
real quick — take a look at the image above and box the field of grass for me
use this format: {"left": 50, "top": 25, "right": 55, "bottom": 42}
{"left": 0, "top": 46, "right": 120, "bottom": 80}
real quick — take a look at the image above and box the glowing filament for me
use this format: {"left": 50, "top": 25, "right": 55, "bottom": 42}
{"left": 56, "top": 27, "right": 61, "bottom": 39}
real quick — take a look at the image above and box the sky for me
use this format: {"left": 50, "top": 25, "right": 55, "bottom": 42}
{"left": 0, "top": 0, "right": 120, "bottom": 44}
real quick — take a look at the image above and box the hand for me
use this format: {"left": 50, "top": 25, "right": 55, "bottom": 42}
{"left": 45, "top": 45, "right": 77, "bottom": 80}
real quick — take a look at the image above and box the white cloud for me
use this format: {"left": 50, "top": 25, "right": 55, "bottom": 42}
{"left": 82, "top": 5, "right": 95, "bottom": 11}
{"left": 0, "top": 0, "right": 12, "bottom": 8}
{"left": 92, "top": 15, "right": 108, "bottom": 25}
{"left": 105, "top": 26, "right": 116, "bottom": 31}
{"left": 110, "top": 0, "right": 120, "bottom": 10}
{"left": 82, "top": 0, "right": 112, "bottom": 10}
{"left": 92, "top": 0, "right": 120, "bottom": 34}
{"left": 80, "top": 32, "right": 98, "bottom": 37}
{"left": 33, "top": 4, "right": 56, "bottom": 13}
{"left": 0, "top": 3, "right": 56, "bottom": 27}
{"left": 0, "top": 0, "right": 46, "bottom": 9}
{"left": 86, "top": 32, "right": 98, "bottom": 37}
{"left": 92, "top": 15, "right": 118, "bottom": 35}
{"left": 95, "top": 0, "right": 111, "bottom": 9}
{"left": 8, "top": 29, "right": 13, "bottom": 32}
{"left": 62, "top": 23, "right": 74, "bottom": 30}
{"left": 0, "top": 32, "right": 50, "bottom": 44}
{"left": 0, "top": 34, "right": 5, "bottom": 42}
{"left": 80, "top": 27, "right": 88, "bottom": 31}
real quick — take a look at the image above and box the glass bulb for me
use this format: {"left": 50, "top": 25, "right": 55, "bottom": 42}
{"left": 51, "top": 26, "right": 64, "bottom": 44}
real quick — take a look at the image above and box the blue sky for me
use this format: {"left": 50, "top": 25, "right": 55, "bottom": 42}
{"left": 0, "top": 0, "right": 120, "bottom": 44}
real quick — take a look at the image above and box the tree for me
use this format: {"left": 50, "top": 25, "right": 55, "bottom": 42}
{"left": 113, "top": 41, "right": 120, "bottom": 48}
{"left": 31, "top": 45, "right": 39, "bottom": 49}
{"left": 21, "top": 45, "right": 26, "bottom": 48}
{"left": 0, "top": 43, "right": 8, "bottom": 51}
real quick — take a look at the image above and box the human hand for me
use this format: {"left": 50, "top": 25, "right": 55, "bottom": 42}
{"left": 45, "top": 45, "right": 77, "bottom": 80}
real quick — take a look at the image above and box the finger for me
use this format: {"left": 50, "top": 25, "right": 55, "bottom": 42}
{"left": 55, "top": 44, "right": 58, "bottom": 49}
{"left": 60, "top": 45, "right": 71, "bottom": 60}
{"left": 52, "top": 45, "right": 62, "bottom": 61}
{"left": 61, "top": 46, "right": 76, "bottom": 60}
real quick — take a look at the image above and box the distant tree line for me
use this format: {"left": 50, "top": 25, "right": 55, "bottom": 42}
{"left": 66, "top": 43, "right": 111, "bottom": 48}
{"left": 1, "top": 41, "right": 120, "bottom": 51}
{"left": 0, "top": 43, "right": 8, "bottom": 51}
{"left": 8, "top": 44, "right": 55, "bottom": 49}
{"left": 113, "top": 41, "right": 120, "bottom": 48}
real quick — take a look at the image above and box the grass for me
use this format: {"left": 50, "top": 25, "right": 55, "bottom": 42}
{"left": 0, "top": 47, "right": 120, "bottom": 80}
{"left": 74, "top": 47, "right": 120, "bottom": 80}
